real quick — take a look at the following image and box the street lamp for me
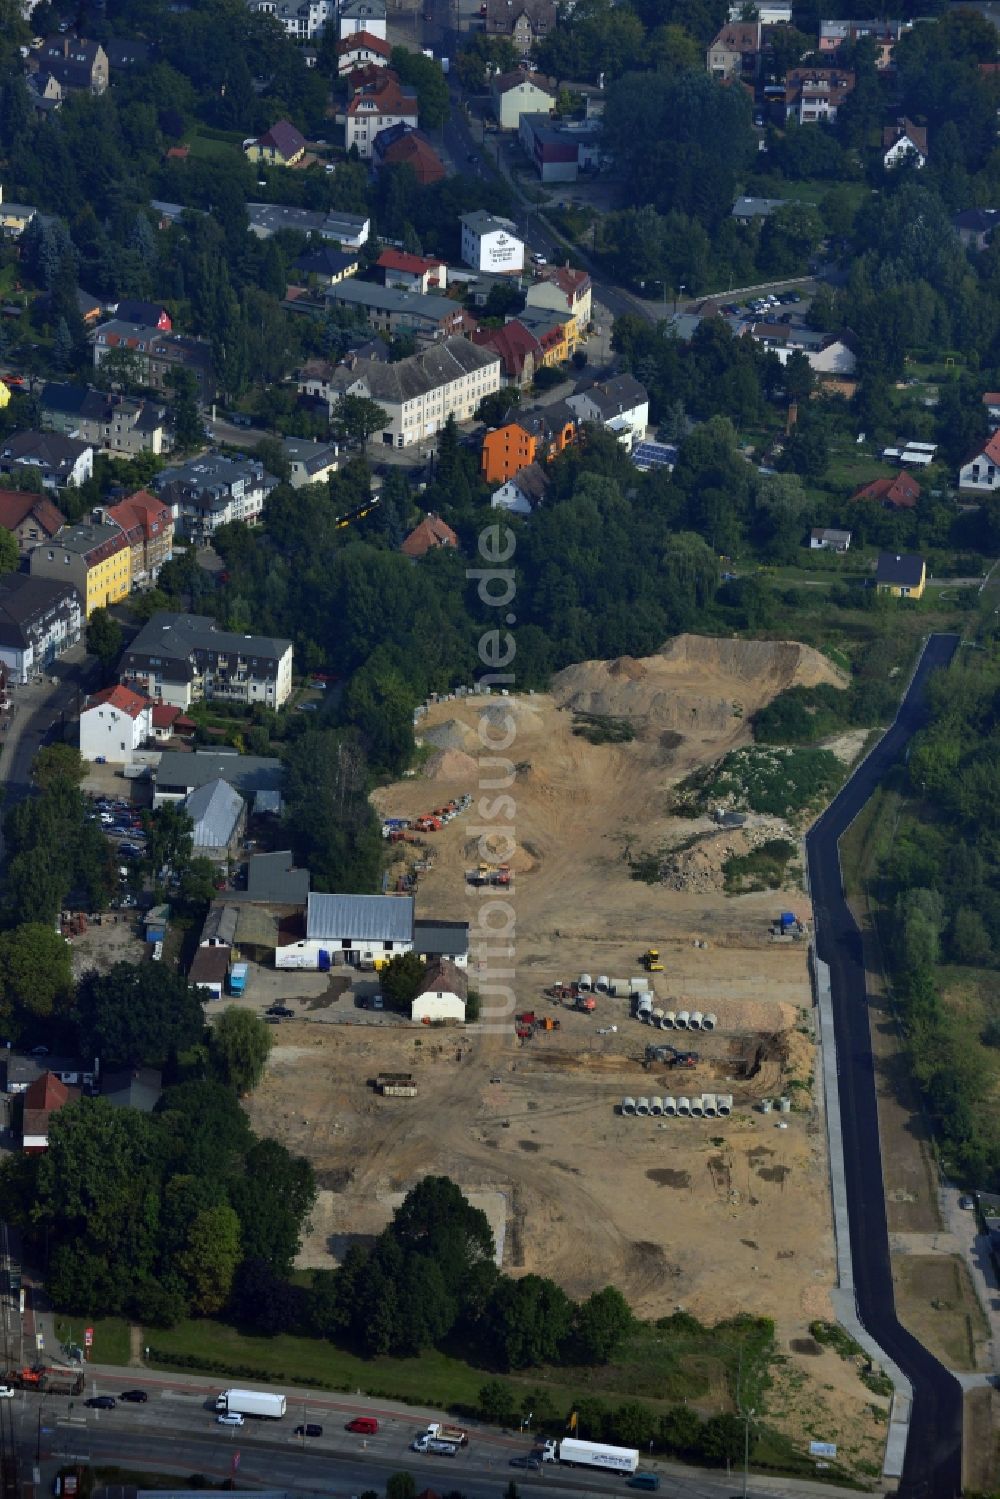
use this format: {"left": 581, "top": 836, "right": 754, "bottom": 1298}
{"left": 673, "top": 282, "right": 686, "bottom": 316}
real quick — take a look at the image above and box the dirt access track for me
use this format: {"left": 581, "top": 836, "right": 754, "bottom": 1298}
{"left": 247, "top": 638, "right": 888, "bottom": 1470}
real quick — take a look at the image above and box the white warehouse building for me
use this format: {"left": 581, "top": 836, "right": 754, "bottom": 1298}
{"left": 276, "top": 892, "right": 414, "bottom": 969}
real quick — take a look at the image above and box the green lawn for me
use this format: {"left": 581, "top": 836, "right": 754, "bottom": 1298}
{"left": 185, "top": 128, "right": 243, "bottom": 162}
{"left": 55, "top": 1315, "right": 131, "bottom": 1366}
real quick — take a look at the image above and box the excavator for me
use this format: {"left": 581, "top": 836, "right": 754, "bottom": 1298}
{"left": 641, "top": 948, "right": 664, "bottom": 972}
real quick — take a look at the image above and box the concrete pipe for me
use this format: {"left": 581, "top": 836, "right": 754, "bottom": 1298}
{"left": 635, "top": 1097, "right": 651, "bottom": 1116}
{"left": 702, "top": 1093, "right": 718, "bottom": 1117}
{"left": 677, "top": 1096, "right": 692, "bottom": 1117}
{"left": 702, "top": 1012, "right": 717, "bottom": 1033}
{"left": 690, "top": 1096, "right": 705, "bottom": 1117}
{"left": 620, "top": 1096, "right": 636, "bottom": 1115}
{"left": 578, "top": 974, "right": 592, "bottom": 992}
{"left": 760, "top": 1098, "right": 772, "bottom": 1114}
{"left": 717, "top": 1094, "right": 733, "bottom": 1117}
{"left": 629, "top": 977, "right": 649, "bottom": 994}
{"left": 637, "top": 999, "right": 654, "bottom": 1021}
{"left": 649, "top": 1096, "right": 663, "bottom": 1116}
{"left": 689, "top": 1011, "right": 704, "bottom": 1031}
{"left": 596, "top": 975, "right": 610, "bottom": 993}
{"left": 652, "top": 1007, "right": 665, "bottom": 1027}
{"left": 779, "top": 1096, "right": 791, "bottom": 1113}
{"left": 662, "top": 1011, "right": 677, "bottom": 1029}
{"left": 663, "top": 1096, "right": 677, "bottom": 1116}
{"left": 675, "top": 1010, "right": 690, "bottom": 1029}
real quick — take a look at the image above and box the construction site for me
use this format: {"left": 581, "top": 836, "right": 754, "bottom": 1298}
{"left": 245, "top": 636, "right": 892, "bottom": 1473}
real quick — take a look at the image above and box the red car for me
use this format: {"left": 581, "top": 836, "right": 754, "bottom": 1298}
{"left": 347, "top": 1416, "right": 379, "bottom": 1435}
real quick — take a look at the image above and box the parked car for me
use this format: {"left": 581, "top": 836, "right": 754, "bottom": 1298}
{"left": 267, "top": 1005, "right": 294, "bottom": 1018}
{"left": 119, "top": 1389, "right": 148, "bottom": 1403}
{"left": 295, "top": 1424, "right": 323, "bottom": 1437}
{"left": 217, "top": 1413, "right": 244, "bottom": 1426}
{"left": 87, "top": 1395, "right": 116, "bottom": 1409}
{"left": 0, "top": 1387, "right": 14, "bottom": 1399}
{"left": 347, "top": 1417, "right": 379, "bottom": 1434}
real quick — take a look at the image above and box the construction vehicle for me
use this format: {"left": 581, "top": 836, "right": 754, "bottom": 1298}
{"left": 575, "top": 994, "right": 596, "bottom": 1014}
{"left": 7, "top": 1366, "right": 84, "bottom": 1396}
{"left": 536, "top": 1015, "right": 560, "bottom": 1031}
{"left": 376, "top": 1072, "right": 417, "bottom": 1097}
{"left": 645, "top": 1044, "right": 699, "bottom": 1067}
{"left": 641, "top": 948, "right": 664, "bottom": 972}
{"left": 413, "top": 815, "right": 442, "bottom": 833}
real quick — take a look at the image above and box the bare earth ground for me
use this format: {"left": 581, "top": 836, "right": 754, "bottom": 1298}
{"left": 245, "top": 636, "right": 889, "bottom": 1475}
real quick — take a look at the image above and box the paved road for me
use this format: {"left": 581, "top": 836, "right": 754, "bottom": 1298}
{"left": 0, "top": 652, "right": 95, "bottom": 865}
{"left": 806, "top": 634, "right": 963, "bottom": 1499}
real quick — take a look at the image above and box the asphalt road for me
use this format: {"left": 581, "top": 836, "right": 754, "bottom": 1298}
{"left": 0, "top": 659, "right": 95, "bottom": 865}
{"left": 806, "top": 633, "right": 964, "bottom": 1499}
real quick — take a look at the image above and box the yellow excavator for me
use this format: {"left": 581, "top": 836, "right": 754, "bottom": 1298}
{"left": 642, "top": 948, "right": 664, "bottom": 972}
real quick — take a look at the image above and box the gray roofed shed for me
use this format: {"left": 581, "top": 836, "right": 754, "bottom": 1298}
{"left": 412, "top": 918, "right": 470, "bottom": 957}
{"left": 246, "top": 851, "right": 310, "bottom": 905}
{"left": 155, "top": 749, "right": 283, "bottom": 798}
{"left": 201, "top": 902, "right": 239, "bottom": 946}
{"left": 306, "top": 892, "right": 414, "bottom": 943}
{"left": 185, "top": 778, "right": 244, "bottom": 854}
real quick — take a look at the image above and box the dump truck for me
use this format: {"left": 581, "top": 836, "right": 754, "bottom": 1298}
{"left": 215, "top": 1389, "right": 286, "bottom": 1419}
{"left": 641, "top": 948, "right": 664, "bottom": 972}
{"left": 8, "top": 1366, "right": 84, "bottom": 1396}
{"left": 574, "top": 994, "right": 596, "bottom": 1013}
{"left": 423, "top": 1422, "right": 468, "bottom": 1446}
{"left": 540, "top": 1437, "right": 638, "bottom": 1475}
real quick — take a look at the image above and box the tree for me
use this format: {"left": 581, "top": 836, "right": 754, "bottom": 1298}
{"left": 229, "top": 1138, "right": 316, "bottom": 1274}
{"left": 177, "top": 1203, "right": 241, "bottom": 1314}
{"left": 32, "top": 744, "right": 85, "bottom": 790}
{"left": 75, "top": 961, "right": 206, "bottom": 1065}
{"left": 210, "top": 1007, "right": 273, "bottom": 1095}
{"left": 87, "top": 607, "right": 123, "bottom": 670}
{"left": 479, "top": 1378, "right": 518, "bottom": 1425}
{"left": 142, "top": 802, "right": 194, "bottom": 881}
{"left": 167, "top": 367, "right": 204, "bottom": 450}
{"left": 390, "top": 48, "right": 450, "bottom": 129}
{"left": 0, "top": 526, "right": 17, "bottom": 578}
{"left": 52, "top": 317, "right": 73, "bottom": 372}
{"left": 486, "top": 1274, "right": 574, "bottom": 1368}
{"left": 0, "top": 923, "right": 73, "bottom": 1024}
{"left": 96, "top": 346, "right": 147, "bottom": 395}
{"left": 177, "top": 857, "right": 219, "bottom": 908}
{"left": 380, "top": 955, "right": 428, "bottom": 1010}
{"left": 332, "top": 394, "right": 389, "bottom": 449}
{"left": 574, "top": 1285, "right": 634, "bottom": 1363}
{"left": 385, "top": 1476, "right": 417, "bottom": 1499}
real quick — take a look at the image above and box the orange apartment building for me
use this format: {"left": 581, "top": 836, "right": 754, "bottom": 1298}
{"left": 480, "top": 403, "right": 579, "bottom": 484}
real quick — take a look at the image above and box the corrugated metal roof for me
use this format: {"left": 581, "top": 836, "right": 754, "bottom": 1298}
{"left": 185, "top": 779, "right": 244, "bottom": 850}
{"left": 306, "top": 892, "right": 414, "bottom": 943}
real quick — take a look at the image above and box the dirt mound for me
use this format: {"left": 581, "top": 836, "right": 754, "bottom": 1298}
{"left": 422, "top": 748, "right": 478, "bottom": 780}
{"left": 420, "top": 718, "right": 477, "bottom": 753}
{"left": 660, "top": 823, "right": 792, "bottom": 894}
{"left": 552, "top": 634, "right": 846, "bottom": 739}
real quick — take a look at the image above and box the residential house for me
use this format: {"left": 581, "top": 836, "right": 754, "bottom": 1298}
{"left": 293, "top": 246, "right": 360, "bottom": 286}
{"left": 108, "top": 299, "right": 171, "bottom": 330}
{"left": 785, "top": 68, "right": 855, "bottom": 123}
{"left": 377, "top": 249, "right": 447, "bottom": 294}
{"left": 246, "top": 202, "right": 371, "bottom": 249}
{"left": 282, "top": 436, "right": 340, "bottom": 487}
{"left": 567, "top": 373, "right": 648, "bottom": 446}
{"left": 105, "top": 38, "right": 153, "bottom": 69}
{"left": 517, "top": 111, "right": 602, "bottom": 182}
{"left": 729, "top": 1, "right": 791, "bottom": 19}
{"left": 491, "top": 68, "right": 555, "bottom": 129}
{"left": 101, "top": 1068, "right": 162, "bottom": 1112}
{"left": 29, "top": 521, "right": 131, "bottom": 615}
{"left": 245, "top": 119, "right": 308, "bottom": 167}
{"left": 411, "top": 958, "right": 468, "bottom": 1023}
{"left": 152, "top": 749, "right": 284, "bottom": 807}
{"left": 852, "top": 471, "right": 921, "bottom": 509}
{"left": 471, "top": 319, "right": 543, "bottom": 388}
{"left": 0, "top": 430, "right": 93, "bottom": 490}
{"left": 983, "top": 391, "right": 1000, "bottom": 430}
{"left": 954, "top": 208, "right": 1000, "bottom": 252}
{"left": 30, "top": 36, "right": 108, "bottom": 94}
{"left": 526, "top": 267, "right": 592, "bottom": 340}
{"left": 26, "top": 72, "right": 63, "bottom": 114}
{"left": 344, "top": 73, "right": 418, "bottom": 158}
{"left": 371, "top": 124, "right": 446, "bottom": 184}
{"left": 959, "top": 431, "right": 1000, "bottom": 491}
{"left": 100, "top": 489, "right": 174, "bottom": 585}
{"left": 189, "top": 943, "right": 230, "bottom": 1000}
{"left": 40, "top": 383, "right": 170, "bottom": 457}
{"left": 154, "top": 453, "right": 278, "bottom": 542}
{"left": 460, "top": 211, "right": 524, "bottom": 273}
{"left": 123, "top": 612, "right": 293, "bottom": 710}
{"left": 484, "top": 0, "right": 557, "bottom": 55}
{"left": 883, "top": 116, "right": 927, "bottom": 169}
{"left": 481, "top": 403, "right": 578, "bottom": 483}
{"left": 79, "top": 683, "right": 153, "bottom": 765}
{"left": 732, "top": 196, "right": 787, "bottom": 224}
{"left": 491, "top": 460, "right": 548, "bottom": 516}
{"left": 22, "top": 1072, "right": 78, "bottom": 1153}
{"left": 511, "top": 304, "right": 574, "bottom": 364}
{"left": 332, "top": 336, "right": 501, "bottom": 449}
{"left": 0, "top": 489, "right": 65, "bottom": 555}
{"left": 276, "top": 892, "right": 414, "bottom": 969}
{"left": 876, "top": 552, "right": 926, "bottom": 598}
{"left": 400, "top": 513, "right": 458, "bottom": 558}
{"left": 336, "top": 29, "right": 392, "bottom": 69}
{"left": 185, "top": 778, "right": 246, "bottom": 862}
{"left": 412, "top": 918, "right": 469, "bottom": 969}
{"left": 818, "top": 18, "right": 911, "bottom": 67}
{"left": 0, "top": 186, "right": 37, "bottom": 239}
{"left": 706, "top": 20, "right": 761, "bottom": 80}
{"left": 151, "top": 702, "right": 196, "bottom": 741}
{"left": 4, "top": 1054, "right": 96, "bottom": 1094}
{"left": 339, "top": 0, "right": 388, "bottom": 39}
{"left": 326, "top": 279, "right": 469, "bottom": 339}
{"left": 247, "top": 0, "right": 337, "bottom": 40}
{"left": 809, "top": 527, "right": 852, "bottom": 552}
{"left": 0, "top": 573, "right": 82, "bottom": 683}
{"left": 92, "top": 320, "right": 217, "bottom": 404}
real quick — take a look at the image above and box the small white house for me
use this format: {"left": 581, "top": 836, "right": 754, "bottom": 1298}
{"left": 79, "top": 684, "right": 152, "bottom": 764}
{"left": 810, "top": 527, "right": 852, "bottom": 552}
{"left": 567, "top": 375, "right": 648, "bottom": 446}
{"left": 959, "top": 432, "right": 1000, "bottom": 491}
{"left": 411, "top": 959, "right": 468, "bottom": 1023}
{"left": 491, "top": 461, "right": 548, "bottom": 517}
{"left": 459, "top": 211, "right": 524, "bottom": 274}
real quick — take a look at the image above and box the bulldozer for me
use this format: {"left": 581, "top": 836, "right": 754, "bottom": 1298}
{"left": 641, "top": 948, "right": 664, "bottom": 972}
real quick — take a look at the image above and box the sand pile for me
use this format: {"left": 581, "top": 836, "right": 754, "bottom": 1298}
{"left": 552, "top": 634, "right": 846, "bottom": 740}
{"left": 420, "top": 718, "right": 478, "bottom": 753}
{"left": 660, "top": 824, "right": 794, "bottom": 894}
{"left": 422, "top": 748, "right": 478, "bottom": 780}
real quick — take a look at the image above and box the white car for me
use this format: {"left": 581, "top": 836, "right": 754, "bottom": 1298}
{"left": 0, "top": 1386, "right": 15, "bottom": 1398}
{"left": 217, "top": 1413, "right": 244, "bottom": 1426}
{"left": 531, "top": 252, "right": 547, "bottom": 265}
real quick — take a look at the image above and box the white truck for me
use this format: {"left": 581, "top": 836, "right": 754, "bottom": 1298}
{"left": 423, "top": 1421, "right": 468, "bottom": 1446}
{"left": 541, "top": 1437, "right": 639, "bottom": 1474}
{"left": 214, "top": 1389, "right": 286, "bottom": 1419}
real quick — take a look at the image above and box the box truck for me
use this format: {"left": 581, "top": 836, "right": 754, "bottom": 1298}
{"left": 214, "top": 1389, "right": 286, "bottom": 1419}
{"left": 227, "top": 962, "right": 249, "bottom": 996}
{"left": 541, "top": 1437, "right": 639, "bottom": 1474}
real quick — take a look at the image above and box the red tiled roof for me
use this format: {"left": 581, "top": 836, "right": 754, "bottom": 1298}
{"left": 107, "top": 489, "right": 171, "bottom": 541}
{"left": 0, "top": 490, "right": 65, "bottom": 536}
{"left": 400, "top": 514, "right": 458, "bottom": 558}
{"left": 24, "top": 1072, "right": 71, "bottom": 1111}
{"left": 337, "top": 29, "right": 392, "bottom": 57}
{"left": 377, "top": 249, "right": 446, "bottom": 276}
{"left": 347, "top": 75, "right": 417, "bottom": 117}
{"left": 87, "top": 684, "right": 150, "bottom": 719}
{"left": 471, "top": 319, "right": 542, "bottom": 379}
{"left": 381, "top": 132, "right": 446, "bottom": 183}
{"left": 852, "top": 472, "right": 921, "bottom": 509}
{"left": 982, "top": 392, "right": 1000, "bottom": 404}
